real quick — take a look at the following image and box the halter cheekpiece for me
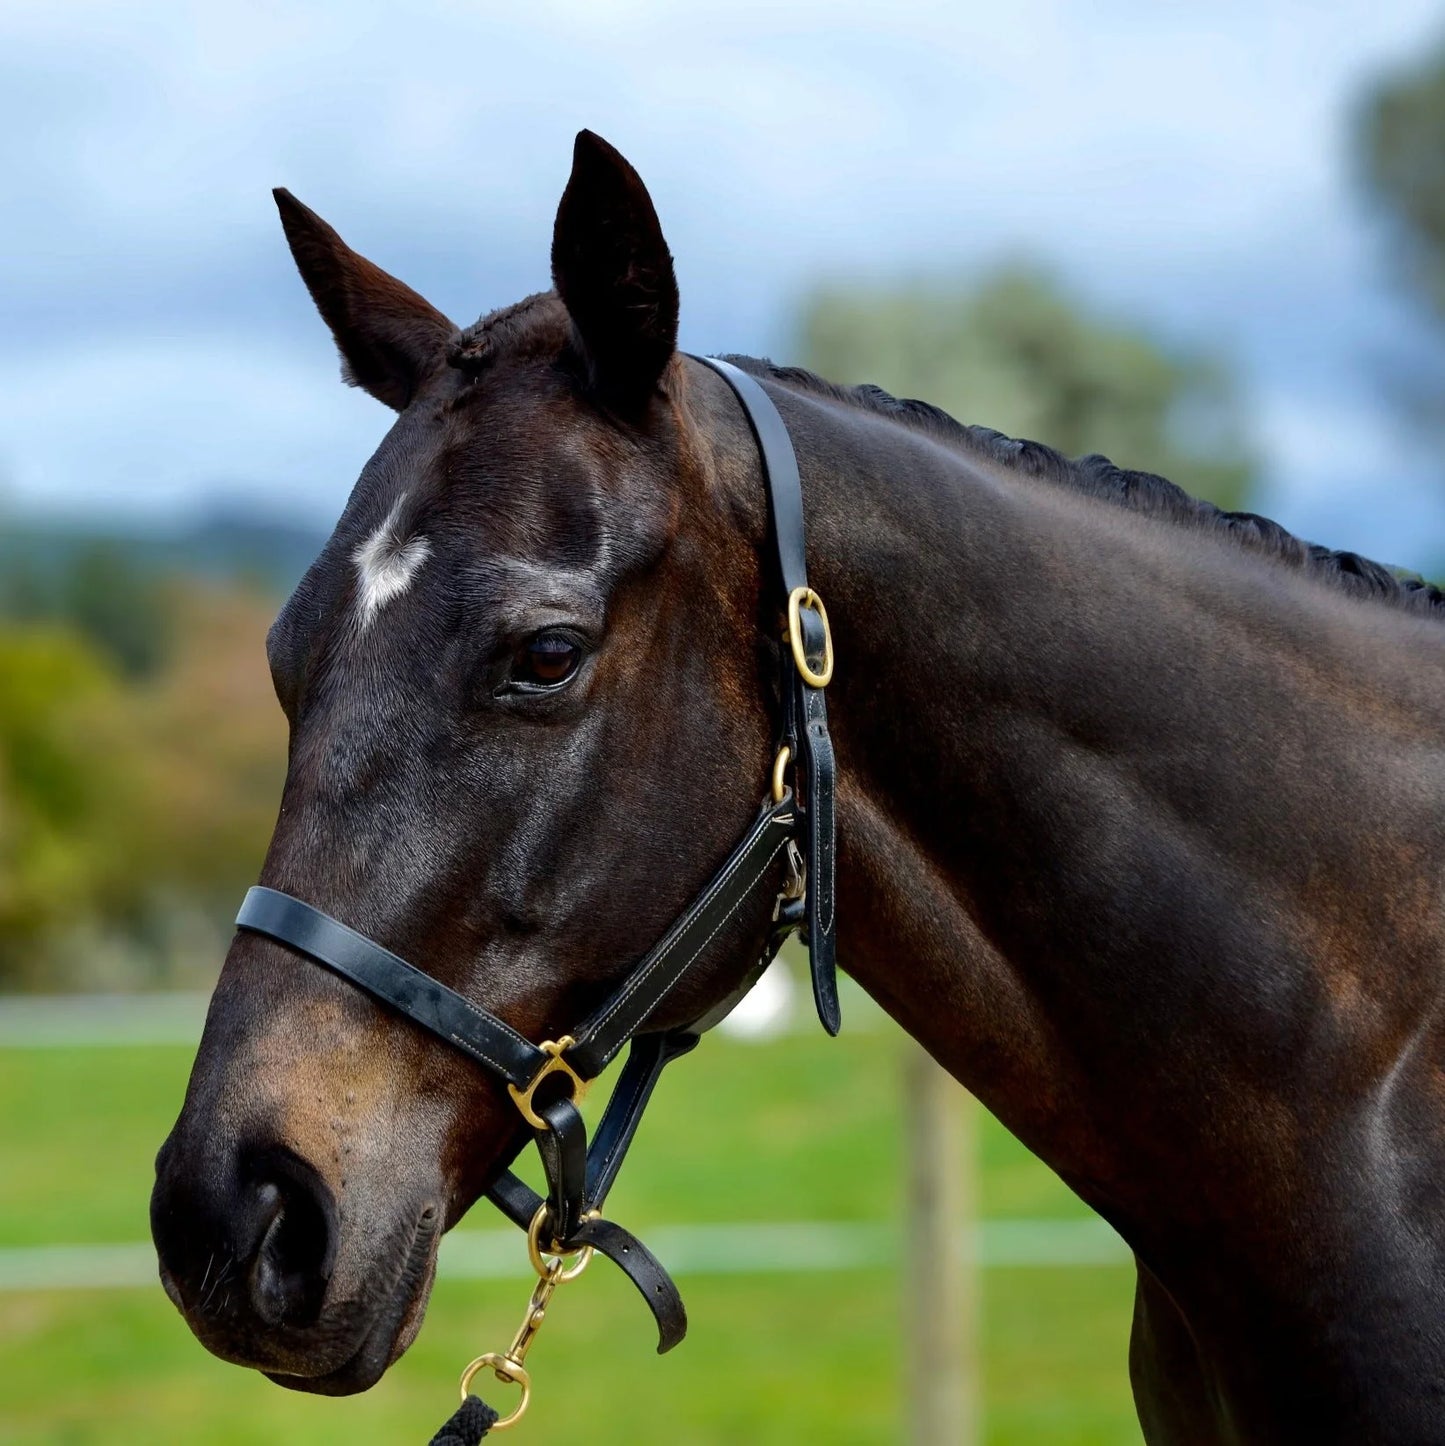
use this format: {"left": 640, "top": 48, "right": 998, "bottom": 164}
{"left": 234, "top": 355, "right": 839, "bottom": 1435}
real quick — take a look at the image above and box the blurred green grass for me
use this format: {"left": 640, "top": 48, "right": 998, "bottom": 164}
{"left": 0, "top": 1016, "right": 1143, "bottom": 1444}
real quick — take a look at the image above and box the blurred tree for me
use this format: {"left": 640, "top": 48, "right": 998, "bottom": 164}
{"left": 58, "top": 543, "right": 173, "bottom": 678}
{"left": 1357, "top": 44, "right": 1445, "bottom": 431}
{"left": 0, "top": 581, "right": 284, "bottom": 990}
{"left": 122, "top": 580, "right": 286, "bottom": 910}
{"left": 0, "top": 542, "right": 172, "bottom": 679}
{"left": 0, "top": 625, "right": 131, "bottom": 985}
{"left": 1358, "top": 50, "right": 1445, "bottom": 314}
{"left": 798, "top": 264, "right": 1256, "bottom": 509}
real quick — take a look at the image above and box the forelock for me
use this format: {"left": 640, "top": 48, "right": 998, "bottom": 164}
{"left": 446, "top": 291, "right": 572, "bottom": 378}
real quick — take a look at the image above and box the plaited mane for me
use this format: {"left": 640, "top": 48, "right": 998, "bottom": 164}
{"left": 729, "top": 356, "right": 1445, "bottom": 622}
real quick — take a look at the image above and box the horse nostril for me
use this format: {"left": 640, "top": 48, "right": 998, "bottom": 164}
{"left": 246, "top": 1163, "right": 337, "bottom": 1328}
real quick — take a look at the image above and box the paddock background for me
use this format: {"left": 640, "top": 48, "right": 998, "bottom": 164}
{"left": 7, "top": 1, "right": 1445, "bottom": 1441}
{"left": 0, "top": 990, "right": 1145, "bottom": 1444}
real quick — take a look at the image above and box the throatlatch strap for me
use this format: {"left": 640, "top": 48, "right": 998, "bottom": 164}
{"left": 796, "top": 606, "right": 839, "bottom": 1034}
{"left": 690, "top": 355, "right": 840, "bottom": 1034}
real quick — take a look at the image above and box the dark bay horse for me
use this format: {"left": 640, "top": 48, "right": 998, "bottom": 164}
{"left": 151, "top": 132, "right": 1445, "bottom": 1442}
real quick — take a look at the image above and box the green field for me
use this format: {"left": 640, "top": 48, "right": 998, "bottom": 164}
{"left": 0, "top": 1003, "right": 1144, "bottom": 1444}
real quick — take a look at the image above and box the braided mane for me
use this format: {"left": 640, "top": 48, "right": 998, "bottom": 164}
{"left": 727, "top": 356, "right": 1445, "bottom": 621}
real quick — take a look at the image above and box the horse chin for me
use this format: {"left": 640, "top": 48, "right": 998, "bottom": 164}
{"left": 266, "top": 1215, "right": 440, "bottom": 1397}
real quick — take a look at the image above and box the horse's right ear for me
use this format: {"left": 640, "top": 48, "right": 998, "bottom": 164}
{"left": 273, "top": 189, "right": 456, "bottom": 412}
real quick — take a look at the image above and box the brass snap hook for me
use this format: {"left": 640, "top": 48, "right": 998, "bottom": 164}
{"left": 458, "top": 1353, "right": 532, "bottom": 1431}
{"left": 455, "top": 1209, "right": 600, "bottom": 1433}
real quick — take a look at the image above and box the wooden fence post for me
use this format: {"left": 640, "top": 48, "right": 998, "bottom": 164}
{"left": 904, "top": 1043, "right": 978, "bottom": 1445}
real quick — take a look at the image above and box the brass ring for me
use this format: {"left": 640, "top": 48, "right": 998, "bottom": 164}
{"left": 786, "top": 587, "right": 834, "bottom": 688}
{"left": 771, "top": 745, "right": 792, "bottom": 805}
{"left": 458, "top": 1353, "right": 531, "bottom": 1430}
{"left": 526, "top": 1203, "right": 595, "bottom": 1283}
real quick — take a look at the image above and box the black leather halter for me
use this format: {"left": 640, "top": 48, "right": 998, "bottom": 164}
{"left": 234, "top": 354, "right": 838, "bottom": 1353}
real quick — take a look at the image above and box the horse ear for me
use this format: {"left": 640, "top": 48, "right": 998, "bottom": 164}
{"left": 551, "top": 131, "right": 679, "bottom": 405}
{"left": 272, "top": 189, "right": 456, "bottom": 412}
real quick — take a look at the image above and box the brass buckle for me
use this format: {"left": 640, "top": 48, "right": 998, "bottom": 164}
{"left": 507, "top": 1036, "right": 590, "bottom": 1130}
{"left": 786, "top": 586, "right": 834, "bottom": 688}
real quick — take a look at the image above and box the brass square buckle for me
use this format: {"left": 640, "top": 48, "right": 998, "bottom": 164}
{"left": 507, "top": 1036, "right": 591, "bottom": 1130}
{"left": 785, "top": 586, "right": 834, "bottom": 688}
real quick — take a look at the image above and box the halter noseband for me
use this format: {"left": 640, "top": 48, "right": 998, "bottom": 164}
{"left": 233, "top": 354, "right": 839, "bottom": 1424}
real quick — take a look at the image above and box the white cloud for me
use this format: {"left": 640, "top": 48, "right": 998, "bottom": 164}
{"left": 3, "top": 0, "right": 1445, "bottom": 569}
{"left": 0, "top": 336, "right": 381, "bottom": 520}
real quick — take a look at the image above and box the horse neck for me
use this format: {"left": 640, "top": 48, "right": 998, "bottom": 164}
{"left": 763, "top": 378, "right": 1445, "bottom": 1238}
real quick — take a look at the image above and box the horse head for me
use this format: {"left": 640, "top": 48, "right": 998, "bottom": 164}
{"left": 150, "top": 132, "right": 791, "bottom": 1394}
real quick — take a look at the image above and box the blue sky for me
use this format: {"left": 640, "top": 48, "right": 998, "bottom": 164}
{"left": 4, "top": 0, "right": 1445, "bottom": 569}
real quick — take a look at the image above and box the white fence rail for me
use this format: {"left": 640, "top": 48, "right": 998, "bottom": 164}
{"left": 0, "top": 1219, "right": 1129, "bottom": 1293}
{"left": 0, "top": 989, "right": 1131, "bottom": 1295}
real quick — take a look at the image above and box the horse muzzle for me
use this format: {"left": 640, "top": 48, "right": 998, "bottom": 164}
{"left": 150, "top": 1127, "right": 441, "bottom": 1392}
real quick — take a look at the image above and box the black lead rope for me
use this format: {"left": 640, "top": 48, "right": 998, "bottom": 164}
{"left": 234, "top": 354, "right": 838, "bottom": 1436}
{"left": 429, "top": 1395, "right": 499, "bottom": 1446}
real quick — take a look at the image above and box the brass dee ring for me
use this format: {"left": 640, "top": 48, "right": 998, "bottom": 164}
{"left": 526, "top": 1203, "right": 595, "bottom": 1283}
{"left": 458, "top": 1353, "right": 531, "bottom": 1430}
{"left": 507, "top": 1037, "right": 590, "bottom": 1131}
{"left": 771, "top": 745, "right": 792, "bottom": 805}
{"left": 786, "top": 587, "right": 834, "bottom": 688}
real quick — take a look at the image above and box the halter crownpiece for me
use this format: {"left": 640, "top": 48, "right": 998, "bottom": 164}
{"left": 234, "top": 353, "right": 839, "bottom": 1435}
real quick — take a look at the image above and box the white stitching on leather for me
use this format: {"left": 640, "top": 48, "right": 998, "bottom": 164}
{"left": 584, "top": 814, "right": 783, "bottom": 1032}
{"left": 583, "top": 825, "right": 791, "bottom": 1042}
{"left": 585, "top": 834, "right": 788, "bottom": 1043}
{"left": 449, "top": 1032, "right": 512, "bottom": 1077}
{"left": 448, "top": 990, "right": 535, "bottom": 1057}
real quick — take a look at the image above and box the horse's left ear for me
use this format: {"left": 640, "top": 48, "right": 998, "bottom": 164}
{"left": 551, "top": 131, "right": 679, "bottom": 406}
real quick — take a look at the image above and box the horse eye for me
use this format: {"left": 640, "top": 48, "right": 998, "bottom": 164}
{"left": 514, "top": 634, "right": 583, "bottom": 688}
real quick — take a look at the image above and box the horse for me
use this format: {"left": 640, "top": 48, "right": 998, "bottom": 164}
{"left": 151, "top": 131, "right": 1445, "bottom": 1443}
